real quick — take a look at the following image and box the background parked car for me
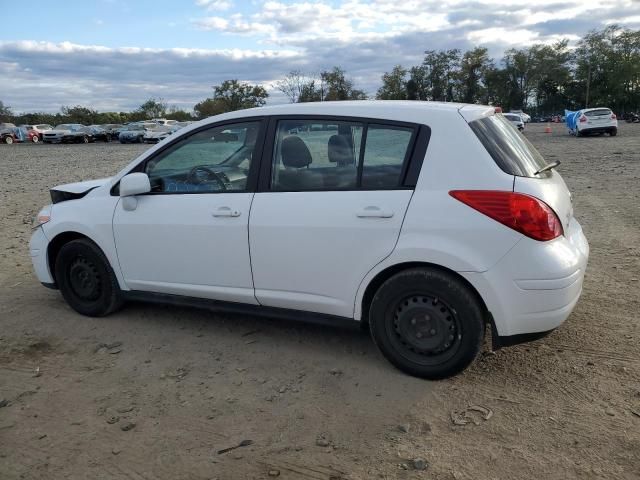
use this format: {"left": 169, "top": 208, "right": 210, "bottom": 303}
{"left": 88, "top": 126, "right": 111, "bottom": 142}
{"left": 624, "top": 112, "right": 639, "bottom": 123}
{"left": 19, "top": 124, "right": 53, "bottom": 140}
{"left": 14, "top": 126, "right": 40, "bottom": 143}
{"left": 503, "top": 113, "right": 525, "bottom": 131}
{"left": 509, "top": 110, "right": 531, "bottom": 122}
{"left": 142, "top": 126, "right": 173, "bottom": 144}
{"left": 0, "top": 126, "right": 17, "bottom": 144}
{"left": 101, "top": 124, "right": 124, "bottom": 140}
{"left": 43, "top": 124, "right": 96, "bottom": 143}
{"left": 119, "top": 122, "right": 156, "bottom": 143}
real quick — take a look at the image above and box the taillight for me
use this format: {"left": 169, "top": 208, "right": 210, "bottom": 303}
{"left": 579, "top": 115, "right": 587, "bottom": 123}
{"left": 449, "top": 190, "right": 563, "bottom": 241}
{"left": 611, "top": 113, "right": 616, "bottom": 120}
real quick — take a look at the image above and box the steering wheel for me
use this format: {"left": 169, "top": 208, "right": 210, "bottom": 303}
{"left": 186, "top": 165, "right": 227, "bottom": 191}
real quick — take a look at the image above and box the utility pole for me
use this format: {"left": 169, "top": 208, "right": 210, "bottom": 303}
{"left": 585, "top": 62, "right": 591, "bottom": 108}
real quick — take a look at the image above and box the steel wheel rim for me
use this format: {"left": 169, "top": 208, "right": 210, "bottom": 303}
{"left": 386, "top": 294, "right": 462, "bottom": 366}
{"left": 67, "top": 256, "right": 101, "bottom": 301}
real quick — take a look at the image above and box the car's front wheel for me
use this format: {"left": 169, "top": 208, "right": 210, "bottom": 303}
{"left": 4, "top": 136, "right": 13, "bottom": 144}
{"left": 369, "top": 268, "right": 485, "bottom": 379}
{"left": 54, "top": 239, "right": 123, "bottom": 317}
{"left": 31, "top": 135, "right": 39, "bottom": 143}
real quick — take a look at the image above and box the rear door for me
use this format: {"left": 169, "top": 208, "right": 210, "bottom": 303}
{"left": 249, "top": 116, "right": 424, "bottom": 318}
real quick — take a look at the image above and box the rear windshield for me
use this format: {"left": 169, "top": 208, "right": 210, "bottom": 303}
{"left": 584, "top": 109, "right": 611, "bottom": 117}
{"left": 469, "top": 114, "right": 548, "bottom": 177}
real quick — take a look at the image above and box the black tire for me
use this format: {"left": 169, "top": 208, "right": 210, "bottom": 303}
{"left": 3, "top": 135, "right": 13, "bottom": 144}
{"left": 82, "top": 135, "right": 89, "bottom": 144}
{"left": 54, "top": 239, "right": 123, "bottom": 317}
{"left": 369, "top": 268, "right": 485, "bottom": 379}
{"left": 609, "top": 128, "right": 617, "bottom": 137}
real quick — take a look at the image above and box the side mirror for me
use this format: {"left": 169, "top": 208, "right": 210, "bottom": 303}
{"left": 120, "top": 173, "right": 150, "bottom": 197}
{"left": 120, "top": 173, "right": 150, "bottom": 211}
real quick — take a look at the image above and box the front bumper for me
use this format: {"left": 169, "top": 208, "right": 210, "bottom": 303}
{"left": 30, "top": 227, "right": 55, "bottom": 285}
{"left": 462, "top": 217, "right": 589, "bottom": 338}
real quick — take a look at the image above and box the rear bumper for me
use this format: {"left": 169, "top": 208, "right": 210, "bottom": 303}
{"left": 578, "top": 125, "right": 616, "bottom": 134}
{"left": 462, "top": 218, "right": 589, "bottom": 337}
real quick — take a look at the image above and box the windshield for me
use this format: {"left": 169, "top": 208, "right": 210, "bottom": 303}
{"left": 469, "top": 114, "right": 549, "bottom": 177}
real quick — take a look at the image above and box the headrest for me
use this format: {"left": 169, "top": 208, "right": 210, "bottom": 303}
{"left": 328, "top": 135, "right": 354, "bottom": 165}
{"left": 281, "top": 136, "right": 312, "bottom": 168}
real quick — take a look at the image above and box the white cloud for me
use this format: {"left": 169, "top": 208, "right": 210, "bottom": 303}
{"left": 3, "top": 0, "right": 639, "bottom": 111}
{"left": 195, "top": 0, "right": 233, "bottom": 11}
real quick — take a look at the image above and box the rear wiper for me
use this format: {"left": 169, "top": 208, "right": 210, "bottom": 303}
{"left": 535, "top": 160, "right": 561, "bottom": 175}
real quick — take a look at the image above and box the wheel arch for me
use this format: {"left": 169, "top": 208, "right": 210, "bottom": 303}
{"left": 359, "top": 262, "right": 490, "bottom": 329}
{"left": 47, "top": 231, "right": 103, "bottom": 285}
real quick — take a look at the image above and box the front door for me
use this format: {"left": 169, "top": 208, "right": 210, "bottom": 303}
{"left": 249, "top": 117, "right": 418, "bottom": 318}
{"left": 113, "top": 120, "right": 264, "bottom": 304}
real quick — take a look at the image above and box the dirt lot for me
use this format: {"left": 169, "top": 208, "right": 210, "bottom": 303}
{"left": 0, "top": 123, "right": 638, "bottom": 480}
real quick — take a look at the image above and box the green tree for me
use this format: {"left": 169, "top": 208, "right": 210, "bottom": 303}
{"left": 376, "top": 65, "right": 408, "bottom": 100}
{"left": 0, "top": 100, "right": 12, "bottom": 122}
{"left": 459, "top": 47, "right": 492, "bottom": 103}
{"left": 60, "top": 105, "right": 99, "bottom": 124}
{"left": 134, "top": 98, "right": 168, "bottom": 120}
{"left": 293, "top": 67, "right": 366, "bottom": 102}
{"left": 194, "top": 80, "right": 268, "bottom": 118}
{"left": 320, "top": 67, "right": 367, "bottom": 101}
{"left": 214, "top": 80, "right": 268, "bottom": 111}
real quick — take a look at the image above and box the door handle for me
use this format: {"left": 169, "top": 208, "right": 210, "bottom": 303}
{"left": 212, "top": 207, "right": 241, "bottom": 218}
{"left": 356, "top": 206, "right": 394, "bottom": 218}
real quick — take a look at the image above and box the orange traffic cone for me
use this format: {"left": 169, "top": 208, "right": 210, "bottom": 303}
{"left": 545, "top": 123, "right": 552, "bottom": 134}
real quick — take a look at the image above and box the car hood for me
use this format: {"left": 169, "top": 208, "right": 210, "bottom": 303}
{"left": 50, "top": 178, "right": 111, "bottom": 204}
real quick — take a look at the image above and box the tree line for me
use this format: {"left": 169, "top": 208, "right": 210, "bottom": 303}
{"left": 374, "top": 25, "right": 640, "bottom": 115}
{"left": 1, "top": 25, "right": 638, "bottom": 126}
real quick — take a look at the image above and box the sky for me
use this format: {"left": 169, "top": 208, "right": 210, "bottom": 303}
{"left": 1, "top": 0, "right": 639, "bottom": 113}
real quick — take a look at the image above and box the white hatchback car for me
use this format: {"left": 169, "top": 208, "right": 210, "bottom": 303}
{"left": 30, "top": 101, "right": 589, "bottom": 379}
{"left": 574, "top": 107, "right": 618, "bottom": 137}
{"left": 502, "top": 113, "right": 525, "bottom": 131}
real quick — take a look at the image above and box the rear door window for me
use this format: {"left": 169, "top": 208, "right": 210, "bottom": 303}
{"left": 268, "top": 119, "right": 417, "bottom": 191}
{"left": 469, "top": 114, "right": 548, "bottom": 177}
{"left": 361, "top": 125, "right": 414, "bottom": 188}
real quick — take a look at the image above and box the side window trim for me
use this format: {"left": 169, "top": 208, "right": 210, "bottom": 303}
{"left": 256, "top": 115, "right": 426, "bottom": 193}
{"left": 110, "top": 117, "right": 267, "bottom": 196}
{"left": 402, "top": 125, "right": 431, "bottom": 187}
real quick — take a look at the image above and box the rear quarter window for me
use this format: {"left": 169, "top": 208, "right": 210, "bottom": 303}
{"left": 468, "top": 115, "right": 549, "bottom": 178}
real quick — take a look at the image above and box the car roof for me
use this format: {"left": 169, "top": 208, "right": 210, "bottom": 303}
{"left": 582, "top": 107, "right": 611, "bottom": 112}
{"left": 201, "top": 100, "right": 495, "bottom": 125}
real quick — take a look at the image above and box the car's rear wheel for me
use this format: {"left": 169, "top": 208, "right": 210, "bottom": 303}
{"left": 4, "top": 136, "right": 13, "bottom": 144}
{"left": 54, "top": 239, "right": 123, "bottom": 317}
{"left": 369, "top": 268, "right": 485, "bottom": 379}
{"left": 609, "top": 128, "right": 617, "bottom": 137}
{"left": 82, "top": 135, "right": 89, "bottom": 144}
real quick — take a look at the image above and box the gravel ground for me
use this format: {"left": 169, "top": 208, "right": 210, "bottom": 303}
{"left": 0, "top": 123, "right": 639, "bottom": 479}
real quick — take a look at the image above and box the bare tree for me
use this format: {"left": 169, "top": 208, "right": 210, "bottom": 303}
{"left": 274, "top": 70, "right": 310, "bottom": 103}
